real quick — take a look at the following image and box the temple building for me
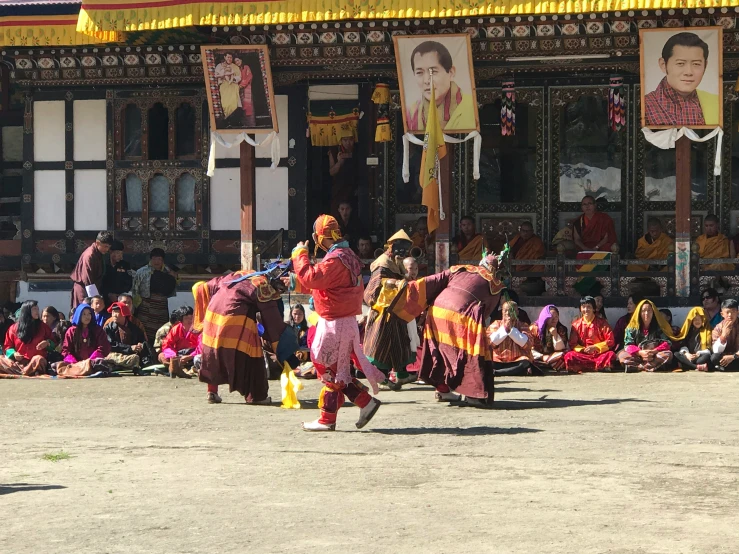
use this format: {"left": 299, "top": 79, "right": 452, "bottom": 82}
{"left": 0, "top": 0, "right": 738, "bottom": 311}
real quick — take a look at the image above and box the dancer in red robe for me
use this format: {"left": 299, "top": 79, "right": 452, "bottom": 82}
{"left": 290, "top": 214, "right": 385, "bottom": 431}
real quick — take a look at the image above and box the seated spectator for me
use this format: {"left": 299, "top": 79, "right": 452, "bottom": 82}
{"left": 41, "top": 306, "right": 67, "bottom": 363}
{"left": 659, "top": 308, "right": 681, "bottom": 336}
{"left": 509, "top": 221, "right": 545, "bottom": 272}
{"left": 490, "top": 290, "right": 531, "bottom": 324}
{"left": 0, "top": 300, "right": 52, "bottom": 376}
{"left": 102, "top": 240, "right": 133, "bottom": 305}
{"left": 613, "top": 295, "right": 642, "bottom": 351}
{"left": 56, "top": 303, "right": 111, "bottom": 376}
{"left": 573, "top": 195, "right": 617, "bottom": 252}
{"left": 104, "top": 301, "right": 152, "bottom": 372}
{"left": 336, "top": 201, "right": 364, "bottom": 249}
{"left": 487, "top": 300, "right": 536, "bottom": 376}
{"left": 159, "top": 306, "right": 199, "bottom": 378}
{"left": 0, "top": 309, "right": 10, "bottom": 347}
{"left": 564, "top": 296, "right": 616, "bottom": 373}
{"left": 111, "top": 293, "right": 149, "bottom": 341}
{"left": 289, "top": 304, "right": 309, "bottom": 358}
{"left": 628, "top": 218, "right": 672, "bottom": 271}
{"left": 357, "top": 236, "right": 374, "bottom": 260}
{"left": 594, "top": 293, "right": 607, "bottom": 320}
{"left": 41, "top": 306, "right": 60, "bottom": 334}
{"left": 89, "top": 295, "right": 106, "bottom": 327}
{"left": 154, "top": 309, "right": 182, "bottom": 358}
{"left": 618, "top": 300, "right": 674, "bottom": 372}
{"left": 674, "top": 307, "right": 713, "bottom": 372}
{"left": 410, "top": 216, "right": 434, "bottom": 255}
{"left": 697, "top": 215, "right": 735, "bottom": 271}
{"left": 710, "top": 299, "right": 739, "bottom": 372}
{"left": 700, "top": 288, "right": 723, "bottom": 328}
{"left": 531, "top": 305, "right": 569, "bottom": 372}
{"left": 454, "top": 215, "right": 484, "bottom": 261}
{"left": 133, "top": 248, "right": 178, "bottom": 341}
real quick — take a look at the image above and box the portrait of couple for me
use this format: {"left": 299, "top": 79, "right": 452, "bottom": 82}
{"left": 641, "top": 27, "right": 723, "bottom": 129}
{"left": 202, "top": 45, "right": 279, "bottom": 133}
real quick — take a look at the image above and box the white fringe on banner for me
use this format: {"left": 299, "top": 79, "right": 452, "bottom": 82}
{"left": 641, "top": 126, "right": 723, "bottom": 176}
{"left": 207, "top": 131, "right": 280, "bottom": 177}
{"left": 402, "top": 131, "right": 482, "bottom": 184}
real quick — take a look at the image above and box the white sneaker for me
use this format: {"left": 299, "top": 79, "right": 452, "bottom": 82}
{"left": 355, "top": 398, "right": 381, "bottom": 429}
{"left": 434, "top": 391, "right": 461, "bottom": 402}
{"left": 302, "top": 419, "right": 336, "bottom": 432}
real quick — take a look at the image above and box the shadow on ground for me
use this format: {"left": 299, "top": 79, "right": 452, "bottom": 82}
{"left": 369, "top": 426, "right": 542, "bottom": 436}
{"left": 491, "top": 397, "right": 649, "bottom": 410}
{"left": 0, "top": 483, "right": 66, "bottom": 495}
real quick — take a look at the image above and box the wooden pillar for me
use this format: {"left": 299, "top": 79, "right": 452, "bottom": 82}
{"left": 435, "top": 143, "right": 454, "bottom": 273}
{"left": 674, "top": 136, "right": 692, "bottom": 297}
{"left": 240, "top": 140, "right": 256, "bottom": 271}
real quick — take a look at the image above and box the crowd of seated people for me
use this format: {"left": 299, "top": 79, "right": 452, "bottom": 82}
{"left": 485, "top": 289, "right": 739, "bottom": 374}
{"left": 0, "top": 294, "right": 204, "bottom": 378}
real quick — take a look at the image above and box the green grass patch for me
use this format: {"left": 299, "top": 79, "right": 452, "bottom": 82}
{"left": 41, "top": 451, "right": 72, "bottom": 463}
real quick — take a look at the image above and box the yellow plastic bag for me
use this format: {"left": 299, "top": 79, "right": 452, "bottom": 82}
{"left": 280, "top": 361, "right": 303, "bottom": 410}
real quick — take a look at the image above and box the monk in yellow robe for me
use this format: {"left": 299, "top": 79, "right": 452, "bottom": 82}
{"left": 455, "top": 215, "right": 484, "bottom": 262}
{"left": 509, "top": 222, "right": 545, "bottom": 272}
{"left": 628, "top": 218, "right": 672, "bottom": 272}
{"left": 410, "top": 216, "right": 434, "bottom": 255}
{"left": 697, "top": 215, "right": 735, "bottom": 271}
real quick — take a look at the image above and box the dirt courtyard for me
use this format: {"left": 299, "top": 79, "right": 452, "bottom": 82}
{"left": 2, "top": 372, "right": 738, "bottom": 554}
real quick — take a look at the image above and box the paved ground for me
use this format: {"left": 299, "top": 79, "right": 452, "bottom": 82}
{"left": 2, "top": 372, "right": 739, "bottom": 554}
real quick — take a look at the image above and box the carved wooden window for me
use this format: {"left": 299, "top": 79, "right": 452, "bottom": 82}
{"left": 111, "top": 91, "right": 204, "bottom": 235}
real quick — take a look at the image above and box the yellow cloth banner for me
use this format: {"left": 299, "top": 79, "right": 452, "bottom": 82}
{"left": 308, "top": 111, "right": 359, "bottom": 147}
{"left": 0, "top": 14, "right": 119, "bottom": 47}
{"left": 419, "top": 78, "right": 447, "bottom": 235}
{"left": 76, "top": 0, "right": 739, "bottom": 36}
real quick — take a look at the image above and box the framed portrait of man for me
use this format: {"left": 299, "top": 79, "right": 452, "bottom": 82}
{"left": 201, "top": 44, "right": 279, "bottom": 134}
{"left": 393, "top": 34, "right": 479, "bottom": 135}
{"left": 640, "top": 27, "right": 723, "bottom": 129}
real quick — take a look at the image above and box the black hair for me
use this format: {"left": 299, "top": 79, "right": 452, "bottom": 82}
{"left": 659, "top": 308, "right": 673, "bottom": 323}
{"left": 704, "top": 214, "right": 719, "bottom": 224}
{"left": 178, "top": 305, "right": 194, "bottom": 317}
{"left": 581, "top": 195, "right": 596, "bottom": 203}
{"left": 82, "top": 297, "right": 92, "bottom": 305}
{"left": 90, "top": 295, "right": 104, "bottom": 304}
{"left": 96, "top": 231, "right": 115, "bottom": 245}
{"left": 703, "top": 287, "right": 720, "bottom": 300}
{"left": 661, "top": 32, "right": 709, "bottom": 63}
{"left": 358, "top": 235, "right": 372, "bottom": 243}
{"left": 721, "top": 298, "right": 739, "bottom": 310}
{"left": 460, "top": 215, "right": 475, "bottom": 224}
{"left": 16, "top": 300, "right": 40, "bottom": 344}
{"left": 42, "top": 306, "right": 59, "bottom": 321}
{"left": 169, "top": 309, "right": 182, "bottom": 325}
{"left": 580, "top": 296, "right": 597, "bottom": 311}
{"left": 646, "top": 217, "right": 663, "bottom": 228}
{"left": 150, "top": 247, "right": 166, "bottom": 259}
{"left": 410, "top": 40, "right": 453, "bottom": 73}
{"left": 118, "top": 293, "right": 134, "bottom": 303}
{"left": 110, "top": 239, "right": 125, "bottom": 251}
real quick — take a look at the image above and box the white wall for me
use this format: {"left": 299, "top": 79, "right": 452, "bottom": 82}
{"left": 34, "top": 101, "right": 65, "bottom": 162}
{"left": 74, "top": 169, "right": 107, "bottom": 230}
{"left": 256, "top": 167, "right": 288, "bottom": 230}
{"left": 209, "top": 167, "right": 240, "bottom": 231}
{"left": 73, "top": 100, "right": 107, "bottom": 161}
{"left": 34, "top": 170, "right": 66, "bottom": 230}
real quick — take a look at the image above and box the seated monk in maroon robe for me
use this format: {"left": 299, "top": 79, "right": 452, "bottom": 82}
{"left": 572, "top": 195, "right": 617, "bottom": 253}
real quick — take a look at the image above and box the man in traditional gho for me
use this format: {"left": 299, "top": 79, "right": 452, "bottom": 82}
{"left": 564, "top": 296, "right": 616, "bottom": 373}
{"left": 70, "top": 231, "right": 114, "bottom": 310}
{"left": 487, "top": 300, "right": 536, "bottom": 376}
{"left": 387, "top": 251, "right": 505, "bottom": 406}
{"left": 198, "top": 269, "right": 299, "bottom": 405}
{"left": 363, "top": 229, "right": 416, "bottom": 390}
{"left": 289, "top": 215, "right": 385, "bottom": 431}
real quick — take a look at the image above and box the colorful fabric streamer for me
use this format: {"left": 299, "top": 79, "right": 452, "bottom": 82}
{"left": 609, "top": 75, "right": 625, "bottom": 132}
{"left": 501, "top": 79, "right": 516, "bottom": 137}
